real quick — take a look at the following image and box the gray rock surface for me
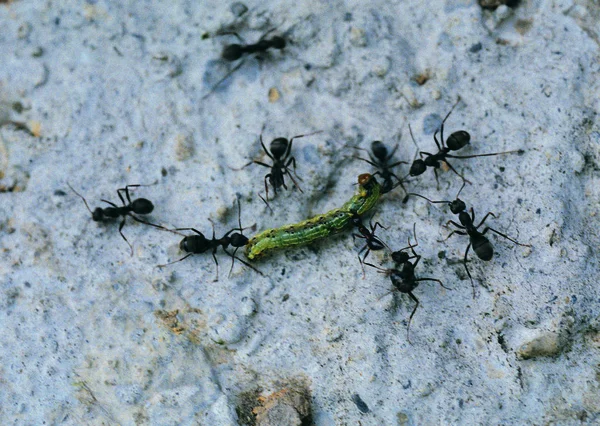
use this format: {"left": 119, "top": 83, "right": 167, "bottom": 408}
{"left": 1, "top": 0, "right": 599, "bottom": 424}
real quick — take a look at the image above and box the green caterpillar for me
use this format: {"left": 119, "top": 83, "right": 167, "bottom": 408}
{"left": 245, "top": 173, "right": 382, "bottom": 260}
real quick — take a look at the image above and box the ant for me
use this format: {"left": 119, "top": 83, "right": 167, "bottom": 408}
{"left": 241, "top": 131, "right": 321, "bottom": 203}
{"left": 353, "top": 140, "right": 408, "bottom": 194}
{"left": 351, "top": 214, "right": 387, "bottom": 277}
{"left": 68, "top": 183, "right": 162, "bottom": 255}
{"left": 202, "top": 28, "right": 286, "bottom": 99}
{"left": 366, "top": 225, "right": 447, "bottom": 343}
{"left": 407, "top": 184, "right": 531, "bottom": 297}
{"left": 407, "top": 99, "right": 523, "bottom": 186}
{"left": 157, "top": 199, "right": 262, "bottom": 281}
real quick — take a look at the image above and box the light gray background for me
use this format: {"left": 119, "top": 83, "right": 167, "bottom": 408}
{"left": 1, "top": 0, "right": 599, "bottom": 424}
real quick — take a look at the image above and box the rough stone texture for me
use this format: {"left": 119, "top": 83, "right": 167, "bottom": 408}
{"left": 1, "top": 0, "right": 599, "bottom": 424}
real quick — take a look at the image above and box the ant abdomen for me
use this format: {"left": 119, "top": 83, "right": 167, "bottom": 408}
{"left": 180, "top": 235, "right": 208, "bottom": 253}
{"left": 409, "top": 159, "right": 427, "bottom": 176}
{"left": 472, "top": 236, "right": 493, "bottom": 261}
{"left": 446, "top": 130, "right": 470, "bottom": 151}
{"left": 222, "top": 44, "right": 244, "bottom": 61}
{"left": 269, "top": 36, "right": 286, "bottom": 49}
{"left": 371, "top": 140, "right": 388, "bottom": 159}
{"left": 131, "top": 198, "right": 154, "bottom": 215}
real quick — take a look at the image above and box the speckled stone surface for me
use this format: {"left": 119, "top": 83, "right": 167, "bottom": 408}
{"left": 1, "top": 1, "right": 599, "bottom": 424}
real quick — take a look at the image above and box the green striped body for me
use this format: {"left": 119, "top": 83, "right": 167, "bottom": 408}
{"left": 245, "top": 173, "right": 382, "bottom": 260}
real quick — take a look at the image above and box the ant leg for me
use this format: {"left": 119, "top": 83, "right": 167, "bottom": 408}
{"left": 387, "top": 143, "right": 399, "bottom": 161}
{"left": 175, "top": 227, "right": 205, "bottom": 236}
{"left": 258, "top": 28, "right": 276, "bottom": 42}
{"left": 201, "top": 58, "right": 246, "bottom": 100}
{"left": 217, "top": 31, "right": 245, "bottom": 43}
{"left": 446, "top": 220, "right": 464, "bottom": 229}
{"left": 433, "top": 169, "right": 440, "bottom": 190}
{"left": 419, "top": 151, "right": 434, "bottom": 158}
{"left": 100, "top": 199, "right": 119, "bottom": 208}
{"left": 288, "top": 130, "right": 322, "bottom": 152}
{"left": 363, "top": 261, "right": 388, "bottom": 274}
{"left": 258, "top": 192, "right": 274, "bottom": 214}
{"left": 406, "top": 291, "right": 420, "bottom": 344}
{"left": 212, "top": 251, "right": 220, "bottom": 282}
{"left": 228, "top": 247, "right": 238, "bottom": 278}
{"left": 411, "top": 254, "right": 422, "bottom": 267}
{"left": 433, "top": 128, "right": 443, "bottom": 151}
{"left": 119, "top": 184, "right": 141, "bottom": 205}
{"left": 223, "top": 248, "right": 264, "bottom": 276}
{"left": 440, "top": 228, "right": 466, "bottom": 243}
{"left": 482, "top": 227, "right": 531, "bottom": 247}
{"left": 253, "top": 160, "right": 273, "bottom": 169}
{"left": 285, "top": 167, "right": 304, "bottom": 193}
{"left": 475, "top": 212, "right": 496, "bottom": 229}
{"left": 448, "top": 149, "right": 524, "bottom": 159}
{"left": 156, "top": 253, "right": 193, "bottom": 268}
{"left": 353, "top": 155, "right": 380, "bottom": 168}
{"left": 259, "top": 134, "right": 275, "bottom": 160}
{"left": 286, "top": 156, "right": 303, "bottom": 181}
{"left": 116, "top": 188, "right": 127, "bottom": 206}
{"left": 370, "top": 220, "right": 388, "bottom": 232}
{"left": 231, "top": 160, "right": 255, "bottom": 171}
{"left": 462, "top": 243, "right": 477, "bottom": 298}
{"left": 118, "top": 217, "right": 134, "bottom": 256}
{"left": 387, "top": 160, "right": 409, "bottom": 169}
{"left": 443, "top": 160, "right": 472, "bottom": 185}
{"left": 263, "top": 174, "right": 272, "bottom": 201}
{"left": 129, "top": 214, "right": 167, "bottom": 230}
{"left": 416, "top": 277, "right": 450, "bottom": 290}
{"left": 357, "top": 252, "right": 367, "bottom": 279}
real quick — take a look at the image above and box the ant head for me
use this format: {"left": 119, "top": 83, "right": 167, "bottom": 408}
{"left": 351, "top": 215, "right": 362, "bottom": 227}
{"left": 270, "top": 36, "right": 286, "bottom": 49}
{"left": 358, "top": 173, "right": 378, "bottom": 191}
{"left": 131, "top": 198, "right": 154, "bottom": 215}
{"left": 229, "top": 232, "right": 249, "bottom": 248}
{"left": 270, "top": 137, "right": 289, "bottom": 158}
{"left": 222, "top": 44, "right": 243, "bottom": 61}
{"left": 391, "top": 250, "right": 409, "bottom": 264}
{"left": 409, "top": 160, "right": 426, "bottom": 176}
{"left": 449, "top": 199, "right": 466, "bottom": 214}
{"left": 92, "top": 208, "right": 104, "bottom": 221}
{"left": 370, "top": 140, "right": 388, "bottom": 160}
{"left": 446, "top": 130, "right": 470, "bottom": 151}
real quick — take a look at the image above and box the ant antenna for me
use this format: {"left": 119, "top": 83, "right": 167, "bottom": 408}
{"left": 405, "top": 192, "right": 450, "bottom": 205}
{"left": 455, "top": 181, "right": 466, "bottom": 199}
{"left": 407, "top": 123, "right": 420, "bottom": 164}
{"left": 67, "top": 182, "right": 93, "bottom": 215}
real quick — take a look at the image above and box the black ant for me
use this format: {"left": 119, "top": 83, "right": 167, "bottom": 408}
{"left": 67, "top": 183, "right": 162, "bottom": 255}
{"left": 354, "top": 140, "right": 409, "bottom": 194}
{"left": 407, "top": 184, "right": 531, "bottom": 297}
{"left": 241, "top": 131, "right": 321, "bottom": 203}
{"left": 157, "top": 199, "right": 262, "bottom": 281}
{"left": 351, "top": 214, "right": 387, "bottom": 277}
{"left": 202, "top": 28, "right": 286, "bottom": 99}
{"left": 366, "top": 225, "right": 447, "bottom": 343}
{"left": 407, "top": 100, "right": 523, "bottom": 186}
